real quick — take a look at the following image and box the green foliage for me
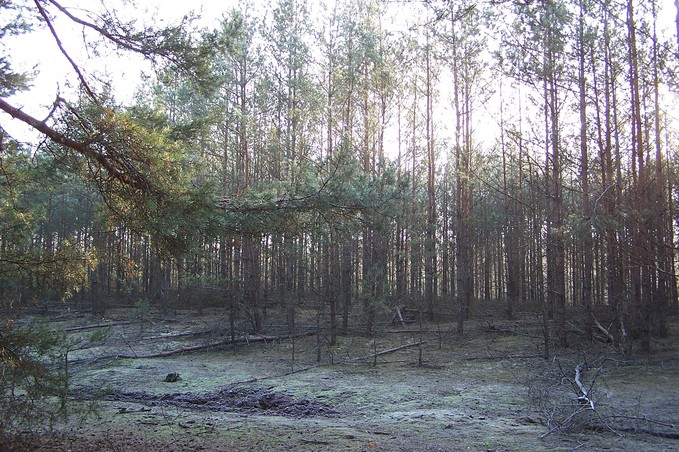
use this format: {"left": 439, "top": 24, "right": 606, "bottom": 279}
{"left": 0, "top": 1, "right": 34, "bottom": 96}
{"left": 86, "top": 325, "right": 112, "bottom": 344}
{"left": 134, "top": 297, "right": 151, "bottom": 329}
{"left": 49, "top": 99, "right": 221, "bottom": 257}
{"left": 215, "top": 147, "right": 408, "bottom": 236}
{"left": 0, "top": 317, "right": 111, "bottom": 435}
{"left": 0, "top": 134, "right": 93, "bottom": 307}
{"left": 0, "top": 321, "right": 69, "bottom": 433}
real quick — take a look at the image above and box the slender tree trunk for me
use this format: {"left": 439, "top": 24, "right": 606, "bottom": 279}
{"left": 341, "top": 241, "right": 352, "bottom": 333}
{"left": 601, "top": 3, "right": 627, "bottom": 351}
{"left": 361, "top": 62, "right": 377, "bottom": 335}
{"left": 452, "top": 8, "right": 468, "bottom": 336}
{"left": 578, "top": 0, "right": 594, "bottom": 341}
{"left": 501, "top": 78, "right": 520, "bottom": 320}
{"left": 627, "top": 0, "right": 652, "bottom": 351}
{"left": 539, "top": 1, "right": 566, "bottom": 349}
{"left": 424, "top": 32, "right": 437, "bottom": 321}
{"left": 651, "top": 0, "right": 669, "bottom": 337}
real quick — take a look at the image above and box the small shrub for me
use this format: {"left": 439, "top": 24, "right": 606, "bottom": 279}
{"left": 0, "top": 321, "right": 69, "bottom": 434}
{"left": 134, "top": 297, "right": 151, "bottom": 330}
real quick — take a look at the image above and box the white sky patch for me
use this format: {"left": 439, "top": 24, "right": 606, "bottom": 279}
{"left": 1, "top": 0, "right": 239, "bottom": 142}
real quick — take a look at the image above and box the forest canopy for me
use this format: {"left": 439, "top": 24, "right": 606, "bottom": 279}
{"left": 0, "top": 0, "right": 678, "bottom": 355}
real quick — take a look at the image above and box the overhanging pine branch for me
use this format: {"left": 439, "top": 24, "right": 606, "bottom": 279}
{"left": 0, "top": 97, "right": 149, "bottom": 192}
{"left": 46, "top": 0, "right": 193, "bottom": 70}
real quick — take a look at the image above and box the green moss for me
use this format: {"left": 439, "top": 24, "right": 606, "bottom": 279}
{"left": 21, "top": 313, "right": 679, "bottom": 452}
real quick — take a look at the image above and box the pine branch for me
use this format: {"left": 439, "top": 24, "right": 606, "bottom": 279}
{"left": 0, "top": 97, "right": 151, "bottom": 192}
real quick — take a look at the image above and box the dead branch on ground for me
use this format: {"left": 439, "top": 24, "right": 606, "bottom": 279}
{"left": 349, "top": 341, "right": 428, "bottom": 363}
{"left": 69, "top": 330, "right": 317, "bottom": 364}
{"left": 573, "top": 362, "right": 595, "bottom": 410}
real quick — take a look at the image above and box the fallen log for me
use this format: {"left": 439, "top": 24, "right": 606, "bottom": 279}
{"left": 137, "top": 329, "right": 216, "bottom": 342}
{"left": 382, "top": 329, "right": 450, "bottom": 334}
{"left": 464, "top": 354, "right": 542, "bottom": 361}
{"left": 129, "top": 330, "right": 318, "bottom": 359}
{"left": 350, "top": 341, "right": 428, "bottom": 363}
{"left": 222, "top": 364, "right": 320, "bottom": 388}
{"left": 69, "top": 330, "right": 317, "bottom": 363}
{"left": 65, "top": 321, "right": 135, "bottom": 333}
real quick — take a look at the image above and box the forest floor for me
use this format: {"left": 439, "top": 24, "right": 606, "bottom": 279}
{"left": 5, "top": 305, "right": 679, "bottom": 451}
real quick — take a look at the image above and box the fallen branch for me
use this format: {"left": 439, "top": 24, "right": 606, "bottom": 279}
{"left": 65, "top": 321, "right": 134, "bottom": 333}
{"left": 383, "top": 329, "right": 451, "bottom": 334}
{"left": 137, "top": 329, "right": 216, "bottom": 342}
{"left": 70, "top": 330, "right": 317, "bottom": 363}
{"left": 134, "top": 331, "right": 318, "bottom": 359}
{"left": 464, "top": 354, "right": 542, "bottom": 361}
{"left": 574, "top": 362, "right": 595, "bottom": 410}
{"left": 395, "top": 307, "right": 406, "bottom": 326}
{"left": 301, "top": 438, "right": 331, "bottom": 445}
{"left": 592, "top": 315, "right": 614, "bottom": 343}
{"left": 607, "top": 414, "right": 678, "bottom": 430}
{"left": 350, "top": 341, "right": 428, "bottom": 363}
{"left": 117, "top": 407, "right": 151, "bottom": 414}
{"left": 615, "top": 427, "right": 679, "bottom": 440}
{"left": 540, "top": 405, "right": 592, "bottom": 438}
{"left": 221, "top": 364, "right": 324, "bottom": 388}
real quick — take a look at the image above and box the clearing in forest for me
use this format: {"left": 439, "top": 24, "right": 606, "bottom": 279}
{"left": 3, "top": 306, "right": 679, "bottom": 451}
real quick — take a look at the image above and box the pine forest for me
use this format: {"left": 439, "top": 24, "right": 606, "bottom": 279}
{"left": 1, "top": 0, "right": 678, "bottom": 448}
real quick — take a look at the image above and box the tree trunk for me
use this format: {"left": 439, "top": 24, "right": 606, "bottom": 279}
{"left": 578, "top": 0, "right": 594, "bottom": 341}
{"left": 424, "top": 32, "right": 437, "bottom": 321}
